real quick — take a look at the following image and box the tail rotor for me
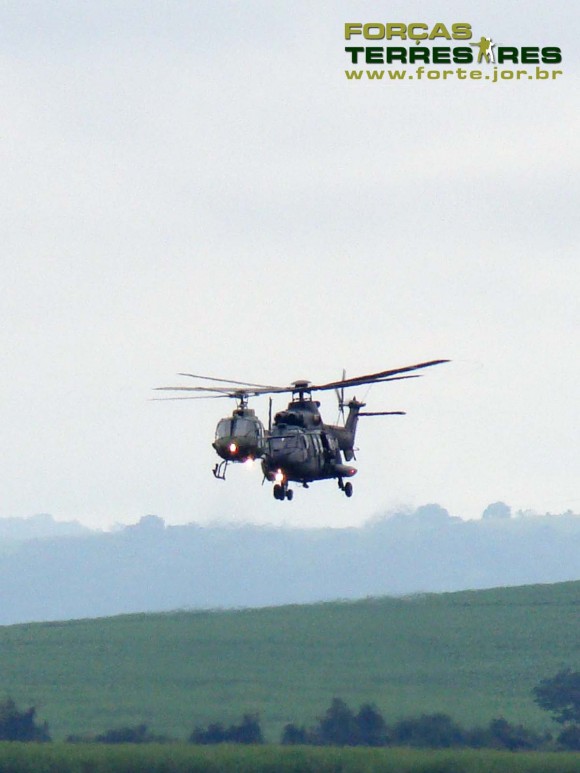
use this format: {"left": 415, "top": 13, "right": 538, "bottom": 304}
{"left": 335, "top": 368, "right": 346, "bottom": 424}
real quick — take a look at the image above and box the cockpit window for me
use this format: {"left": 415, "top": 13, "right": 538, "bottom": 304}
{"left": 216, "top": 417, "right": 260, "bottom": 440}
{"left": 232, "top": 417, "right": 258, "bottom": 438}
{"left": 215, "top": 419, "right": 233, "bottom": 439}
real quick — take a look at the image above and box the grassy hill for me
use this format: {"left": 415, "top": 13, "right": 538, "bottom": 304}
{"left": 0, "top": 581, "right": 579, "bottom": 740}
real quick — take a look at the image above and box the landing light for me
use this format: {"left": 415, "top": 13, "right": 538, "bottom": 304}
{"left": 274, "top": 469, "right": 284, "bottom": 483}
{"left": 229, "top": 442, "right": 238, "bottom": 454}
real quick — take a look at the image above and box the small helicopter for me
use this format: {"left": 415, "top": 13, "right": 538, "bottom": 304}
{"left": 155, "top": 375, "right": 270, "bottom": 480}
{"left": 156, "top": 359, "right": 448, "bottom": 501}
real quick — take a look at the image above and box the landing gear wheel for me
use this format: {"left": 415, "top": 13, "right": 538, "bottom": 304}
{"left": 344, "top": 482, "right": 353, "bottom": 498}
{"left": 273, "top": 484, "right": 283, "bottom": 500}
{"left": 286, "top": 489, "right": 294, "bottom": 501}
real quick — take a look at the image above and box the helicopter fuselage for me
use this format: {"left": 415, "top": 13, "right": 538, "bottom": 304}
{"left": 262, "top": 430, "right": 357, "bottom": 484}
{"left": 212, "top": 406, "right": 265, "bottom": 463}
{"left": 261, "top": 395, "right": 358, "bottom": 489}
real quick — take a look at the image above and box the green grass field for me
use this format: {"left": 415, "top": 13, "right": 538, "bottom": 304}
{"left": 0, "top": 581, "right": 578, "bottom": 740}
{"left": 0, "top": 744, "right": 579, "bottom": 773}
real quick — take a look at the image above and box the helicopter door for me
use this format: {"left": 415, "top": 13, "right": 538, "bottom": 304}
{"left": 320, "top": 431, "right": 335, "bottom": 462}
{"left": 309, "top": 433, "right": 325, "bottom": 472}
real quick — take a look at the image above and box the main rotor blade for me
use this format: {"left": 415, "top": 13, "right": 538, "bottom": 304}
{"left": 178, "top": 373, "right": 280, "bottom": 390}
{"left": 369, "top": 374, "right": 422, "bottom": 384}
{"left": 358, "top": 411, "right": 407, "bottom": 416}
{"left": 309, "top": 359, "right": 449, "bottom": 392}
{"left": 150, "top": 394, "right": 231, "bottom": 401}
{"left": 244, "top": 373, "right": 424, "bottom": 399}
{"left": 155, "top": 385, "right": 261, "bottom": 395}
{"left": 308, "top": 373, "right": 421, "bottom": 392}
{"left": 155, "top": 359, "right": 449, "bottom": 400}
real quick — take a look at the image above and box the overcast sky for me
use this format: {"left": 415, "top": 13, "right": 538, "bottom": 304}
{"left": 1, "top": 1, "right": 578, "bottom": 529}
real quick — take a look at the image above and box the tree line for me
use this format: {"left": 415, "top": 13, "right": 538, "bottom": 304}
{"left": 4, "top": 668, "right": 580, "bottom": 750}
{"left": 281, "top": 699, "right": 550, "bottom": 750}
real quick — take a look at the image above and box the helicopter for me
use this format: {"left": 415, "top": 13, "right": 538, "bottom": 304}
{"left": 155, "top": 375, "right": 270, "bottom": 480}
{"left": 211, "top": 393, "right": 265, "bottom": 480}
{"left": 155, "top": 359, "right": 449, "bottom": 501}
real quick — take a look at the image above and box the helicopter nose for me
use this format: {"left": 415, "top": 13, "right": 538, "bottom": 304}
{"left": 213, "top": 437, "right": 240, "bottom": 460}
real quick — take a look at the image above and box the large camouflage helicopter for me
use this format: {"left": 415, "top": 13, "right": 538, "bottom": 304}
{"left": 156, "top": 359, "right": 449, "bottom": 501}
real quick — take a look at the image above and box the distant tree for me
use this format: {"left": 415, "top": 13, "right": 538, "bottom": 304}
{"left": 315, "top": 698, "right": 360, "bottom": 746}
{"left": 283, "top": 700, "right": 390, "bottom": 747}
{"left": 485, "top": 718, "right": 545, "bottom": 751}
{"left": 393, "top": 713, "right": 465, "bottom": 748}
{"left": 482, "top": 502, "right": 511, "bottom": 520}
{"left": 533, "top": 668, "right": 580, "bottom": 724}
{"left": 227, "top": 713, "right": 263, "bottom": 744}
{"left": 190, "top": 722, "right": 228, "bottom": 744}
{"left": 190, "top": 713, "right": 263, "bottom": 745}
{"left": 0, "top": 697, "right": 50, "bottom": 742}
{"left": 355, "top": 703, "right": 389, "bottom": 746}
{"left": 558, "top": 724, "right": 580, "bottom": 750}
{"left": 465, "top": 724, "right": 489, "bottom": 749}
{"left": 414, "top": 504, "right": 453, "bottom": 524}
{"left": 280, "top": 703, "right": 554, "bottom": 751}
{"left": 281, "top": 722, "right": 312, "bottom": 745}
{"left": 128, "top": 515, "right": 166, "bottom": 533}
{"left": 466, "top": 718, "right": 548, "bottom": 751}
{"left": 94, "top": 723, "right": 166, "bottom": 744}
